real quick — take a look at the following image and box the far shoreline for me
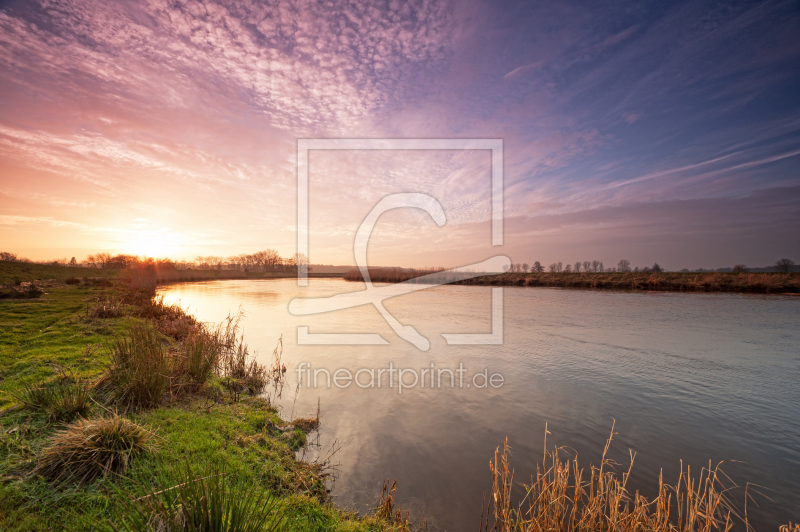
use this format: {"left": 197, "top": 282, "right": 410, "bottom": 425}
{"left": 342, "top": 269, "right": 800, "bottom": 294}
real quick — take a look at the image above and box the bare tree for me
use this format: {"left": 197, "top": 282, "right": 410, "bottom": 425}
{"left": 549, "top": 263, "right": 557, "bottom": 273}
{"left": 591, "top": 260, "right": 600, "bottom": 272}
{"left": 522, "top": 263, "right": 529, "bottom": 273}
{"left": 69, "top": 257, "right": 77, "bottom": 266}
{"left": 574, "top": 261, "right": 582, "bottom": 273}
{"left": 583, "top": 261, "right": 591, "bottom": 273}
{"left": 598, "top": 262, "right": 604, "bottom": 272}
{"left": 651, "top": 262, "right": 663, "bottom": 272}
{"left": 774, "top": 258, "right": 795, "bottom": 273}
{"left": 0, "top": 251, "right": 17, "bottom": 262}
{"left": 557, "top": 261, "right": 563, "bottom": 272}
{"left": 617, "top": 259, "right": 631, "bottom": 272}
{"left": 533, "top": 261, "right": 544, "bottom": 272}
{"left": 564, "top": 264, "right": 572, "bottom": 273}
{"left": 732, "top": 264, "right": 748, "bottom": 273}
{"left": 285, "top": 252, "right": 310, "bottom": 274}
{"left": 88, "top": 252, "right": 112, "bottom": 268}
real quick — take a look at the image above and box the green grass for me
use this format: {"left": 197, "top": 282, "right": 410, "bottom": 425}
{"left": 0, "top": 260, "right": 119, "bottom": 285}
{"left": 0, "top": 284, "right": 399, "bottom": 531}
{"left": 0, "top": 283, "right": 130, "bottom": 410}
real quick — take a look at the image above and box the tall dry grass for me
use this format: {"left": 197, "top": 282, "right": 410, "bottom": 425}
{"left": 374, "top": 479, "right": 428, "bottom": 532}
{"left": 481, "top": 425, "right": 753, "bottom": 532}
{"left": 204, "top": 311, "right": 273, "bottom": 396}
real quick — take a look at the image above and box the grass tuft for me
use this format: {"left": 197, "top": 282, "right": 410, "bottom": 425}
{"left": 34, "top": 415, "right": 154, "bottom": 484}
{"left": 13, "top": 376, "right": 92, "bottom": 422}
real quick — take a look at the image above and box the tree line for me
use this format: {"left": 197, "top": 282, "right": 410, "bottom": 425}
{"left": 508, "top": 259, "right": 661, "bottom": 273}
{"left": 84, "top": 251, "right": 310, "bottom": 272}
{"left": 0, "top": 250, "right": 310, "bottom": 272}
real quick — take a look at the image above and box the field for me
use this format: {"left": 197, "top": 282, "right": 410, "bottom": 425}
{"left": 0, "top": 261, "right": 119, "bottom": 285}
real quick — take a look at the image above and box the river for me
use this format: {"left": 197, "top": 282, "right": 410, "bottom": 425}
{"left": 158, "top": 279, "right": 800, "bottom": 530}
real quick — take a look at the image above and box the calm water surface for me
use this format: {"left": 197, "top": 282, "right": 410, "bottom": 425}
{"left": 158, "top": 279, "right": 800, "bottom": 530}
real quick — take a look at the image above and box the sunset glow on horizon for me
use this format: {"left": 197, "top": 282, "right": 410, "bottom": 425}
{"left": 1, "top": 0, "right": 798, "bottom": 269}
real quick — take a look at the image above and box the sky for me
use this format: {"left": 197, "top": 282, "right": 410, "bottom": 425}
{"left": 0, "top": 0, "right": 798, "bottom": 270}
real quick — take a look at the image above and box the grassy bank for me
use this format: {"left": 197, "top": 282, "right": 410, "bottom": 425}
{"left": 0, "top": 279, "right": 409, "bottom": 531}
{"left": 0, "top": 260, "right": 343, "bottom": 288}
{"left": 345, "top": 268, "right": 800, "bottom": 293}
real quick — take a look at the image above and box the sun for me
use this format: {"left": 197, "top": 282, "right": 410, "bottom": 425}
{"left": 122, "top": 227, "right": 183, "bottom": 259}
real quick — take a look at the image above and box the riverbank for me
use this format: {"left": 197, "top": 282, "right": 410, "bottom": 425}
{"left": 0, "top": 278, "right": 405, "bottom": 531}
{"left": 345, "top": 268, "right": 800, "bottom": 293}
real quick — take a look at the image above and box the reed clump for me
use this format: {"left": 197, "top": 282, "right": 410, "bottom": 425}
{"left": 134, "top": 294, "right": 198, "bottom": 340}
{"left": 481, "top": 425, "right": 752, "bottom": 532}
{"left": 205, "top": 312, "right": 280, "bottom": 398}
{"left": 33, "top": 414, "right": 154, "bottom": 484}
{"left": 95, "top": 323, "right": 170, "bottom": 410}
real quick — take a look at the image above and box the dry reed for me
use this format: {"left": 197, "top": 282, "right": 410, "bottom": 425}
{"left": 375, "top": 479, "right": 428, "bottom": 532}
{"left": 481, "top": 424, "right": 753, "bottom": 532}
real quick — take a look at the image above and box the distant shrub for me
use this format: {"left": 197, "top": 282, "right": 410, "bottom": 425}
{"left": 89, "top": 296, "right": 124, "bottom": 318}
{"left": 65, "top": 277, "right": 81, "bottom": 285}
{"left": 732, "top": 264, "right": 749, "bottom": 273}
{"left": 34, "top": 415, "right": 154, "bottom": 484}
{"left": 0, "top": 284, "right": 43, "bottom": 299}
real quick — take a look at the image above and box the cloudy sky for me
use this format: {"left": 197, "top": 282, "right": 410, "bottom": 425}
{"left": 0, "top": 0, "right": 798, "bottom": 269}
